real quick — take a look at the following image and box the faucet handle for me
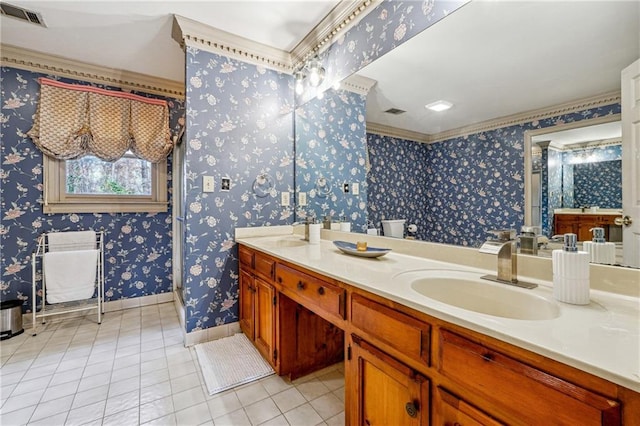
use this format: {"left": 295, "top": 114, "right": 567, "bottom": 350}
{"left": 488, "top": 229, "right": 516, "bottom": 241}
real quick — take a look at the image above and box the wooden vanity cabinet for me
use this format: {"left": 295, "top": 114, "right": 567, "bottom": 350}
{"left": 554, "top": 213, "right": 618, "bottom": 241}
{"left": 349, "top": 334, "right": 430, "bottom": 426}
{"left": 238, "top": 246, "right": 277, "bottom": 367}
{"left": 238, "top": 244, "right": 639, "bottom": 425}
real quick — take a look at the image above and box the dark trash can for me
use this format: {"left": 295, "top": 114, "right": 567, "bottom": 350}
{"left": 1, "top": 300, "right": 24, "bottom": 340}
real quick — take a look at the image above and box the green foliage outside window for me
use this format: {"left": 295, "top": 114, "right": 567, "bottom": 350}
{"left": 66, "top": 153, "right": 152, "bottom": 196}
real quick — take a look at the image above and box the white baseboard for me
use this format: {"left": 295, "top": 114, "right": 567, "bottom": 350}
{"left": 22, "top": 292, "right": 175, "bottom": 328}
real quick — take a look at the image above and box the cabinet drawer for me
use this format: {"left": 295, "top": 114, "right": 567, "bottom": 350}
{"left": 439, "top": 330, "right": 621, "bottom": 425}
{"left": 255, "top": 252, "right": 275, "bottom": 280}
{"left": 351, "top": 294, "right": 430, "bottom": 365}
{"left": 435, "top": 387, "right": 503, "bottom": 426}
{"left": 238, "top": 245, "right": 254, "bottom": 268}
{"left": 275, "top": 264, "right": 345, "bottom": 319}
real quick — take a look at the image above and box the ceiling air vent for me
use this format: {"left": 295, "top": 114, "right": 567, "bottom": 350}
{"left": 384, "top": 108, "right": 406, "bottom": 115}
{"left": 1, "top": 2, "right": 46, "bottom": 27}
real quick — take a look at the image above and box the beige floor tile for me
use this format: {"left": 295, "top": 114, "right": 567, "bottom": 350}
{"left": 296, "top": 380, "right": 331, "bottom": 402}
{"left": 172, "top": 385, "right": 206, "bottom": 412}
{"left": 309, "top": 393, "right": 343, "bottom": 420}
{"left": 207, "top": 392, "right": 243, "bottom": 418}
{"left": 244, "top": 397, "right": 281, "bottom": 425}
{"left": 175, "top": 401, "right": 212, "bottom": 425}
{"left": 283, "top": 403, "right": 323, "bottom": 426}
{"left": 213, "top": 408, "right": 252, "bottom": 426}
{"left": 258, "top": 414, "right": 290, "bottom": 426}
{"left": 235, "top": 382, "right": 269, "bottom": 407}
{"left": 271, "top": 387, "right": 306, "bottom": 413}
{"left": 139, "top": 395, "right": 175, "bottom": 424}
{"left": 260, "top": 375, "right": 292, "bottom": 396}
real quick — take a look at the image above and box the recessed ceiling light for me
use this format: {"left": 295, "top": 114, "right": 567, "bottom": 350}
{"left": 425, "top": 100, "right": 453, "bottom": 112}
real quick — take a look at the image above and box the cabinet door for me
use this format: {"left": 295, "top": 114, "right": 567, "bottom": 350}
{"left": 350, "top": 336, "right": 429, "bottom": 426}
{"left": 239, "top": 269, "right": 255, "bottom": 340}
{"left": 254, "top": 277, "right": 275, "bottom": 365}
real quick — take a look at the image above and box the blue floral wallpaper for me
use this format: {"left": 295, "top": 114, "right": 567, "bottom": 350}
{"left": 184, "top": 47, "right": 294, "bottom": 332}
{"left": 366, "top": 103, "right": 621, "bottom": 247}
{"left": 295, "top": 89, "right": 368, "bottom": 231}
{"left": 547, "top": 148, "right": 563, "bottom": 235}
{"left": 0, "top": 67, "right": 184, "bottom": 311}
{"left": 573, "top": 160, "right": 622, "bottom": 209}
{"left": 367, "top": 133, "right": 430, "bottom": 240}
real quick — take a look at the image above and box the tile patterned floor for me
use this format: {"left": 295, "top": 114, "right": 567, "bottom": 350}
{"left": 0, "top": 303, "right": 345, "bottom": 425}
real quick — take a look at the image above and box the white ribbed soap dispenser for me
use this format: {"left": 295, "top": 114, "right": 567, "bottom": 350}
{"left": 552, "top": 233, "right": 590, "bottom": 305}
{"left": 582, "top": 227, "right": 616, "bottom": 265}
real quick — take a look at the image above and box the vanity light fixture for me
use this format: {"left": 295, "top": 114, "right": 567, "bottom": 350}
{"left": 426, "top": 100, "right": 453, "bottom": 112}
{"left": 306, "top": 56, "right": 325, "bottom": 87}
{"left": 294, "top": 71, "right": 305, "bottom": 95}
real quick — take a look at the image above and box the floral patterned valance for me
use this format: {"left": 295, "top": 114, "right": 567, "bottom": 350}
{"left": 27, "top": 78, "right": 172, "bottom": 163}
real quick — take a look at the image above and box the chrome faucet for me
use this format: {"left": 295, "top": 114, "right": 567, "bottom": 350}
{"left": 479, "top": 229, "right": 537, "bottom": 289}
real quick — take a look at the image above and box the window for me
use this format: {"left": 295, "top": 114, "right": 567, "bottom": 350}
{"left": 43, "top": 154, "right": 168, "bottom": 214}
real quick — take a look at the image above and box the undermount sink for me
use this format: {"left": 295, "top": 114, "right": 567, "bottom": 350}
{"left": 260, "top": 238, "right": 308, "bottom": 248}
{"left": 396, "top": 270, "right": 560, "bottom": 320}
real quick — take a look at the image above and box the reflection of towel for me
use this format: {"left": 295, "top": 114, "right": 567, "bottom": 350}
{"left": 44, "top": 249, "right": 98, "bottom": 303}
{"left": 47, "top": 231, "right": 96, "bottom": 252}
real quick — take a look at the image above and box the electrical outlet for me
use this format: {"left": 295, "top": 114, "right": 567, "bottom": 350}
{"left": 203, "top": 176, "right": 215, "bottom": 193}
{"left": 281, "top": 191, "right": 290, "bottom": 206}
{"left": 221, "top": 177, "right": 231, "bottom": 192}
{"left": 352, "top": 182, "right": 360, "bottom": 195}
{"left": 298, "top": 192, "right": 307, "bottom": 206}
{"left": 343, "top": 183, "right": 349, "bottom": 193}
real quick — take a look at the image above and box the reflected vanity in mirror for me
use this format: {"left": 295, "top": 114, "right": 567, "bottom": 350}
{"left": 292, "top": 1, "right": 639, "bottom": 269}
{"left": 524, "top": 116, "right": 624, "bottom": 265}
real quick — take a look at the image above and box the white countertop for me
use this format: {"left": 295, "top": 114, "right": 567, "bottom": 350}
{"left": 236, "top": 234, "right": 640, "bottom": 392}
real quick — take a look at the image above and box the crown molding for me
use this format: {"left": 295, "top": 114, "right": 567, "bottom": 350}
{"left": 428, "top": 91, "right": 621, "bottom": 143}
{"left": 172, "top": 0, "right": 380, "bottom": 74}
{"left": 172, "top": 15, "right": 294, "bottom": 73}
{"left": 553, "top": 137, "right": 622, "bottom": 151}
{"left": 1, "top": 44, "right": 185, "bottom": 99}
{"left": 366, "top": 122, "right": 431, "bottom": 144}
{"left": 290, "top": 0, "right": 382, "bottom": 66}
{"left": 342, "top": 74, "right": 376, "bottom": 95}
{"left": 366, "top": 91, "right": 621, "bottom": 145}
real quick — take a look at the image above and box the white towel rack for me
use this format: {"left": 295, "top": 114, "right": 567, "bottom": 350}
{"left": 31, "top": 230, "right": 105, "bottom": 335}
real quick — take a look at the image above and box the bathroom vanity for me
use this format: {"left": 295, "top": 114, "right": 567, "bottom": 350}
{"left": 236, "top": 231, "right": 640, "bottom": 425}
{"left": 553, "top": 211, "right": 621, "bottom": 242}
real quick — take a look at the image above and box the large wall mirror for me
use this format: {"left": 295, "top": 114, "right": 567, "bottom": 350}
{"left": 293, "top": 1, "right": 639, "bottom": 268}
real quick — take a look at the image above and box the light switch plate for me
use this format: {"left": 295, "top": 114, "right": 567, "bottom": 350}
{"left": 298, "top": 192, "right": 307, "bottom": 206}
{"left": 352, "top": 182, "right": 360, "bottom": 195}
{"left": 203, "top": 176, "right": 215, "bottom": 193}
{"left": 281, "top": 191, "right": 290, "bottom": 206}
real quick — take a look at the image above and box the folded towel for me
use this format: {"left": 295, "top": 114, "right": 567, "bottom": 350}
{"left": 47, "top": 230, "right": 96, "bottom": 252}
{"left": 43, "top": 249, "right": 99, "bottom": 303}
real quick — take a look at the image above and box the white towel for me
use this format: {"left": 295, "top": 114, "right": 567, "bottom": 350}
{"left": 47, "top": 230, "right": 96, "bottom": 252}
{"left": 43, "top": 249, "right": 99, "bottom": 303}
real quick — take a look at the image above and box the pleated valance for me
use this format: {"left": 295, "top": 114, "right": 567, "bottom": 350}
{"left": 28, "top": 78, "right": 172, "bottom": 163}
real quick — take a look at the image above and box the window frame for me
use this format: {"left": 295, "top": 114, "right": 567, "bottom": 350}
{"left": 43, "top": 155, "right": 168, "bottom": 214}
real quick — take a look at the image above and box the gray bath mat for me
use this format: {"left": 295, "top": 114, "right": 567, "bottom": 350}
{"left": 194, "top": 333, "right": 275, "bottom": 395}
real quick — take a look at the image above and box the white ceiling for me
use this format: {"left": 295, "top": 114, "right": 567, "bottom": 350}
{"left": 360, "top": 1, "right": 640, "bottom": 135}
{"left": 0, "top": 0, "right": 341, "bottom": 82}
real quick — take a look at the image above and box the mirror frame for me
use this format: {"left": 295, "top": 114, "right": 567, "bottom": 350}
{"left": 523, "top": 113, "right": 622, "bottom": 228}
